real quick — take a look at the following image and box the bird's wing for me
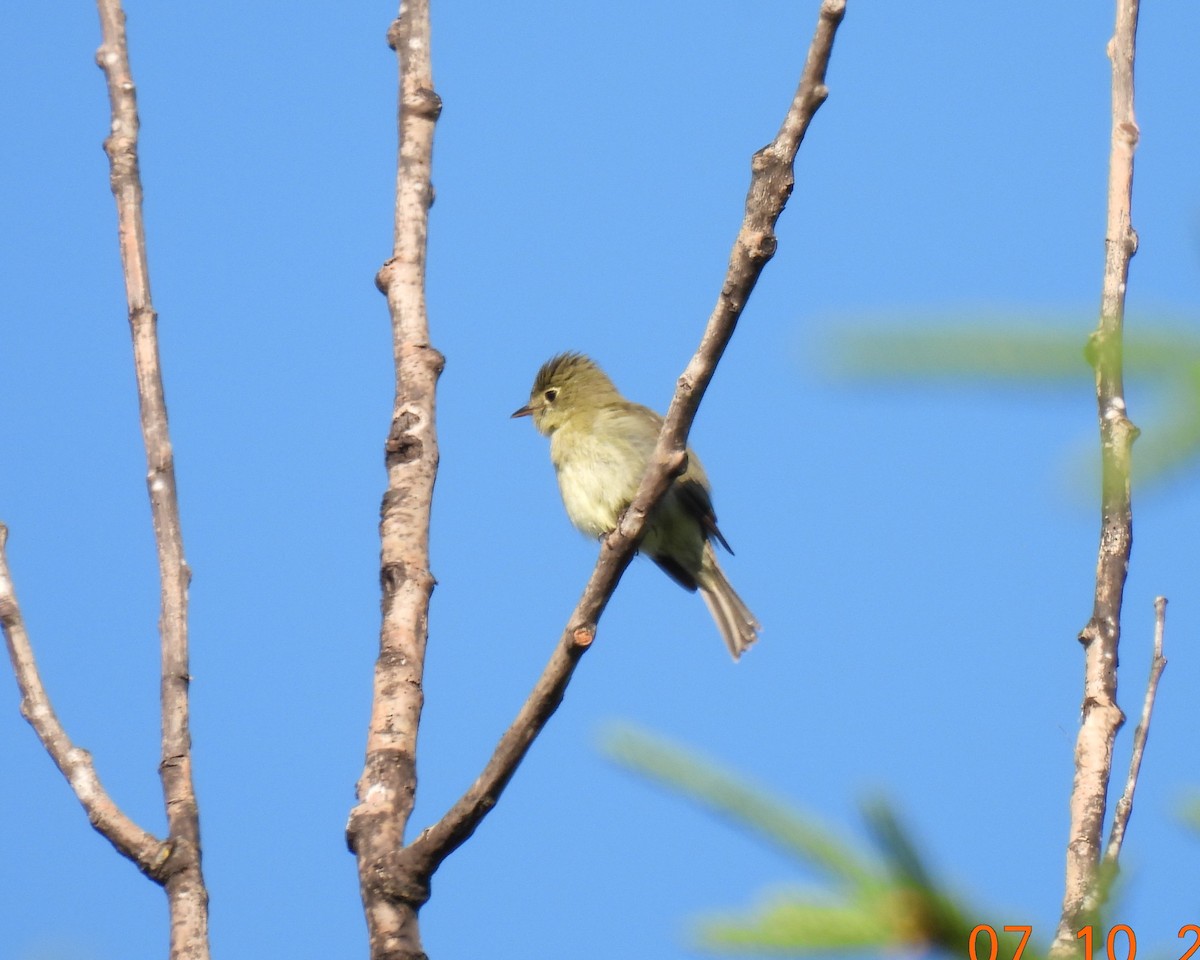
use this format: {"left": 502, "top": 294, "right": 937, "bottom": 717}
{"left": 675, "top": 476, "right": 733, "bottom": 554}
{"left": 650, "top": 553, "right": 699, "bottom": 592}
{"left": 625, "top": 403, "right": 735, "bottom": 554}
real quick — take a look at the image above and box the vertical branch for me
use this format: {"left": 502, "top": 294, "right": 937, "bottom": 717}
{"left": 94, "top": 3, "right": 209, "bottom": 958}
{"left": 345, "top": 2, "right": 442, "bottom": 959}
{"left": 1050, "top": 0, "right": 1141, "bottom": 953}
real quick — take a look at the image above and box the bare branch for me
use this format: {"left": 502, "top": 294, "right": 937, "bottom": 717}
{"left": 1103, "top": 596, "right": 1167, "bottom": 866}
{"left": 1051, "top": 0, "right": 1141, "bottom": 953}
{"left": 0, "top": 524, "right": 166, "bottom": 875}
{"left": 345, "top": 1, "right": 443, "bottom": 957}
{"left": 94, "top": 1, "right": 209, "bottom": 956}
{"left": 402, "top": 0, "right": 846, "bottom": 889}
{"left": 4, "top": 6, "right": 208, "bottom": 953}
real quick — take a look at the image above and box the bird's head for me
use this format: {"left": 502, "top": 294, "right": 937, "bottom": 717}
{"left": 512, "top": 352, "right": 622, "bottom": 436}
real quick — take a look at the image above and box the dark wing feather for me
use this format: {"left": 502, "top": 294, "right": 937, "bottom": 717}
{"left": 675, "top": 476, "right": 733, "bottom": 554}
{"left": 651, "top": 554, "right": 699, "bottom": 592}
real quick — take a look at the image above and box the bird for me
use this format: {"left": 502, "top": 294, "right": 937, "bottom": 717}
{"left": 512, "top": 352, "right": 759, "bottom": 659}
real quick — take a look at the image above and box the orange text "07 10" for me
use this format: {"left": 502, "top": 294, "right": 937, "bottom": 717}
{"left": 968, "top": 923, "right": 1200, "bottom": 960}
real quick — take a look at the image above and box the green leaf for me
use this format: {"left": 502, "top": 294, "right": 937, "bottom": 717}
{"left": 601, "top": 724, "right": 879, "bottom": 889}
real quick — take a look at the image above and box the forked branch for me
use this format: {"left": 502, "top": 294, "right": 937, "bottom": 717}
{"left": 2, "top": 3, "right": 209, "bottom": 958}
{"left": 1104, "top": 597, "right": 1167, "bottom": 866}
{"left": 1050, "top": 0, "right": 1144, "bottom": 953}
{"left": 405, "top": 0, "right": 846, "bottom": 878}
{"left": 345, "top": 8, "right": 846, "bottom": 960}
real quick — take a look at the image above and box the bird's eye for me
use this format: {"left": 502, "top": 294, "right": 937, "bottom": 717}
{"left": 544, "top": 388, "right": 558, "bottom": 402}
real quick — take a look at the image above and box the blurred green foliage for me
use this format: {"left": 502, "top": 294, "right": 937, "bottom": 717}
{"left": 1179, "top": 793, "right": 1200, "bottom": 834}
{"left": 831, "top": 325, "right": 1200, "bottom": 483}
{"left": 603, "top": 725, "right": 1079, "bottom": 958}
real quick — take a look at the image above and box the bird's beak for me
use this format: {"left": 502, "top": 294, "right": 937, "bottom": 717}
{"left": 511, "top": 403, "right": 534, "bottom": 419}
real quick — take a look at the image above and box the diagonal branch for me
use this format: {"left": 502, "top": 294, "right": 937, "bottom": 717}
{"left": 0, "top": 524, "right": 166, "bottom": 876}
{"left": 95, "top": 1, "right": 209, "bottom": 956}
{"left": 1051, "top": 0, "right": 1142, "bottom": 953}
{"left": 401, "top": 0, "right": 847, "bottom": 889}
{"left": 1103, "top": 596, "right": 1167, "bottom": 866}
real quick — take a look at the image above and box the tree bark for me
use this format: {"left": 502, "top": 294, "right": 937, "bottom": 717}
{"left": 1050, "top": 0, "right": 1141, "bottom": 954}
{"left": 346, "top": 2, "right": 443, "bottom": 958}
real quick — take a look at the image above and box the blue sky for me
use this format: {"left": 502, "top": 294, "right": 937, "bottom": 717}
{"left": 3, "top": 2, "right": 1199, "bottom": 958}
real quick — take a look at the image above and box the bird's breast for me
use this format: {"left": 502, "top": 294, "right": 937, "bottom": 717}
{"left": 551, "top": 430, "right": 645, "bottom": 538}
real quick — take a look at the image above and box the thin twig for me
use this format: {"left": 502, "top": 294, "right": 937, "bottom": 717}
{"left": 94, "top": 2, "right": 209, "bottom": 957}
{"left": 0, "top": 524, "right": 166, "bottom": 875}
{"left": 344, "top": 1, "right": 443, "bottom": 957}
{"left": 1050, "top": 0, "right": 1141, "bottom": 953}
{"left": 401, "top": 0, "right": 846, "bottom": 890}
{"left": 1103, "top": 596, "right": 1167, "bottom": 865}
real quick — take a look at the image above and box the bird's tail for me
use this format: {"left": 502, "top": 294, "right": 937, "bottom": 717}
{"left": 697, "top": 542, "right": 760, "bottom": 660}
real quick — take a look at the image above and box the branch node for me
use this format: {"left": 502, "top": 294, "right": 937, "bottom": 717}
{"left": 385, "top": 19, "right": 403, "bottom": 51}
{"left": 571, "top": 626, "right": 595, "bottom": 649}
{"left": 406, "top": 87, "right": 443, "bottom": 121}
{"left": 1117, "top": 120, "right": 1140, "bottom": 146}
{"left": 371, "top": 851, "right": 432, "bottom": 908}
{"left": 375, "top": 261, "right": 393, "bottom": 294}
{"left": 385, "top": 409, "right": 424, "bottom": 463}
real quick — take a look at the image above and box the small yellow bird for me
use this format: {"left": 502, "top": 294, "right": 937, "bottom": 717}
{"left": 513, "top": 353, "right": 760, "bottom": 659}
